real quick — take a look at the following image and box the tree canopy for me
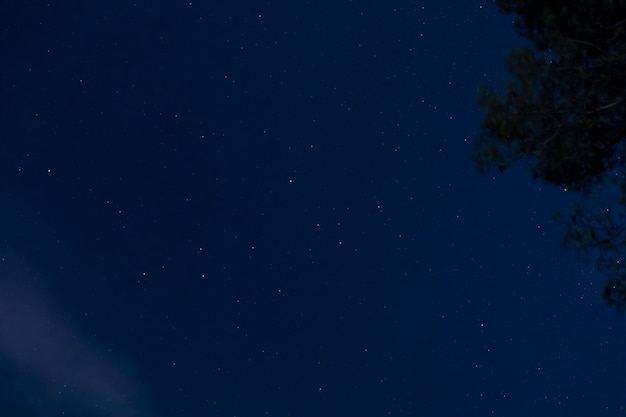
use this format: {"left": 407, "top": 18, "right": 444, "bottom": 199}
{"left": 475, "top": 0, "right": 626, "bottom": 308}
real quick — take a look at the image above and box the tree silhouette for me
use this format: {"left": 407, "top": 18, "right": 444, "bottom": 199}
{"left": 475, "top": 0, "right": 626, "bottom": 308}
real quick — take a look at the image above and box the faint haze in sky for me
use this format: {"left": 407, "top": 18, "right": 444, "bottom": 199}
{"left": 0, "top": 251, "right": 154, "bottom": 417}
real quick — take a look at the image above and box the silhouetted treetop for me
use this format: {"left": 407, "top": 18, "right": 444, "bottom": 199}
{"left": 475, "top": 1, "right": 626, "bottom": 309}
{"left": 474, "top": 0, "right": 626, "bottom": 191}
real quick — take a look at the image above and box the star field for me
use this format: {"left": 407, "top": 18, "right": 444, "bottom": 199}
{"left": 1, "top": 1, "right": 626, "bottom": 416}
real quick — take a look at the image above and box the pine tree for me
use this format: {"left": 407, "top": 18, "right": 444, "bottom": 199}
{"left": 476, "top": 0, "right": 626, "bottom": 190}
{"left": 475, "top": 0, "right": 626, "bottom": 308}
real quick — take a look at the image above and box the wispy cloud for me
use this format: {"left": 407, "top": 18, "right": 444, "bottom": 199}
{"left": 0, "top": 254, "right": 154, "bottom": 416}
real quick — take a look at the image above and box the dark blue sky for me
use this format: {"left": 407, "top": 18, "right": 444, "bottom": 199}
{"left": 1, "top": 1, "right": 626, "bottom": 416}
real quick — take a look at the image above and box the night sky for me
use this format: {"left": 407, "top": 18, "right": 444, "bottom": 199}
{"left": 2, "top": 1, "right": 626, "bottom": 416}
